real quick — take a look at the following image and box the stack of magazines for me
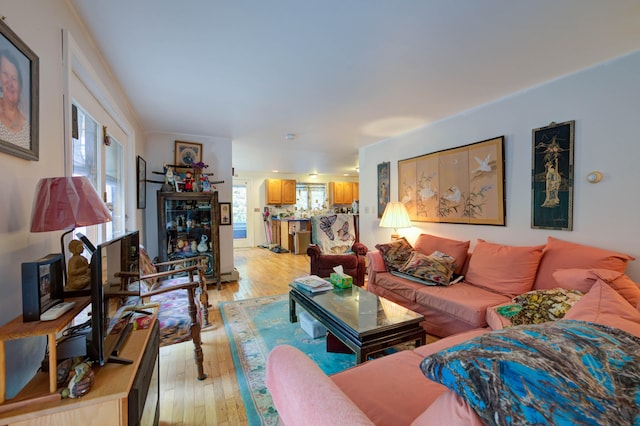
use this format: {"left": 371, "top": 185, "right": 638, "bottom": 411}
{"left": 293, "top": 275, "right": 333, "bottom": 293}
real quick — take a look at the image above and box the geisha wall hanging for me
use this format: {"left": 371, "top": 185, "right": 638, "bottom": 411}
{"left": 531, "top": 120, "right": 575, "bottom": 231}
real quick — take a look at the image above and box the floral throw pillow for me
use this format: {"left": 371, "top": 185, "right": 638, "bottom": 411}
{"left": 508, "top": 288, "right": 583, "bottom": 326}
{"left": 375, "top": 237, "right": 414, "bottom": 271}
{"left": 397, "top": 250, "right": 457, "bottom": 285}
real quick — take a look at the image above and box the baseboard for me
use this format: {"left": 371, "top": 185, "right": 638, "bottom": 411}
{"left": 221, "top": 268, "right": 240, "bottom": 282}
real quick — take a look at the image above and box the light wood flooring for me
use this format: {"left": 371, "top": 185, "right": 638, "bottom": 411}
{"left": 158, "top": 247, "right": 312, "bottom": 426}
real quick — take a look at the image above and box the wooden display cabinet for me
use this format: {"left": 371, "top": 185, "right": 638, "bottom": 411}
{"left": 157, "top": 191, "right": 221, "bottom": 290}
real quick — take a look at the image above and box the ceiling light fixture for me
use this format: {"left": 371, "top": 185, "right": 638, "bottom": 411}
{"left": 309, "top": 173, "right": 318, "bottom": 178}
{"left": 285, "top": 133, "right": 297, "bottom": 141}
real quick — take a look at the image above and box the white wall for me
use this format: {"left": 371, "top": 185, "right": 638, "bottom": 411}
{"left": 143, "top": 132, "right": 234, "bottom": 275}
{"left": 360, "top": 50, "right": 640, "bottom": 280}
{"left": 0, "top": 0, "right": 145, "bottom": 397}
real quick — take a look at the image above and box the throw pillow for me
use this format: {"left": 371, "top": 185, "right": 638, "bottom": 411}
{"left": 464, "top": 239, "right": 545, "bottom": 297}
{"left": 420, "top": 320, "right": 640, "bottom": 425}
{"left": 413, "top": 234, "right": 470, "bottom": 275}
{"left": 552, "top": 268, "right": 640, "bottom": 307}
{"left": 534, "top": 237, "right": 635, "bottom": 290}
{"left": 375, "top": 237, "right": 414, "bottom": 271}
{"left": 564, "top": 279, "right": 640, "bottom": 338}
{"left": 508, "top": 288, "right": 583, "bottom": 326}
{"left": 396, "top": 250, "right": 456, "bottom": 285}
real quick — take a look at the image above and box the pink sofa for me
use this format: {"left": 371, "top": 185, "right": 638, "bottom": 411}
{"left": 367, "top": 234, "right": 634, "bottom": 337}
{"left": 267, "top": 268, "right": 640, "bottom": 425}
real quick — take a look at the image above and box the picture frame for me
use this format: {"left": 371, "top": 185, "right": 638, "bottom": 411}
{"left": 531, "top": 120, "right": 574, "bottom": 231}
{"left": 136, "top": 155, "right": 146, "bottom": 209}
{"left": 0, "top": 19, "right": 39, "bottom": 161}
{"left": 174, "top": 140, "right": 202, "bottom": 167}
{"left": 220, "top": 202, "right": 232, "bottom": 226}
{"left": 377, "top": 162, "right": 390, "bottom": 218}
{"left": 398, "top": 136, "right": 505, "bottom": 225}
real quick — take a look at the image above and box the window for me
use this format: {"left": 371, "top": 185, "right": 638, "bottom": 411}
{"left": 295, "top": 183, "right": 327, "bottom": 211}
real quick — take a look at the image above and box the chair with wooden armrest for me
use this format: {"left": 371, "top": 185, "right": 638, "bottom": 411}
{"left": 118, "top": 246, "right": 210, "bottom": 380}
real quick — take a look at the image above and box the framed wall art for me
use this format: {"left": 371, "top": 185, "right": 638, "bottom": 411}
{"left": 136, "top": 155, "right": 146, "bottom": 209}
{"left": 174, "top": 140, "right": 202, "bottom": 167}
{"left": 531, "top": 120, "right": 574, "bottom": 231}
{"left": 220, "top": 202, "right": 232, "bottom": 225}
{"left": 377, "top": 161, "right": 390, "bottom": 218}
{"left": 0, "top": 19, "right": 39, "bottom": 161}
{"left": 398, "top": 136, "right": 505, "bottom": 225}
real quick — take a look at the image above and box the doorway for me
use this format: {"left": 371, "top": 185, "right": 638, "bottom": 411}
{"left": 232, "top": 179, "right": 251, "bottom": 248}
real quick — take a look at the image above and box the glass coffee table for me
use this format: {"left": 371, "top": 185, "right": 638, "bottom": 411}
{"left": 289, "top": 283, "right": 426, "bottom": 363}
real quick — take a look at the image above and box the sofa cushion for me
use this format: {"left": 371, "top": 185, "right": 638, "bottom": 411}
{"left": 564, "top": 279, "right": 640, "bottom": 338}
{"left": 552, "top": 268, "right": 640, "bottom": 307}
{"left": 464, "top": 239, "right": 545, "bottom": 297}
{"left": 411, "top": 390, "right": 485, "bottom": 426}
{"left": 375, "top": 237, "right": 414, "bottom": 271}
{"left": 534, "top": 236, "right": 634, "bottom": 290}
{"left": 396, "top": 250, "right": 457, "bottom": 285}
{"left": 508, "top": 288, "right": 583, "bottom": 326}
{"left": 413, "top": 234, "right": 470, "bottom": 275}
{"left": 414, "top": 282, "right": 510, "bottom": 328}
{"left": 420, "top": 320, "right": 640, "bottom": 425}
{"left": 331, "top": 349, "right": 447, "bottom": 426}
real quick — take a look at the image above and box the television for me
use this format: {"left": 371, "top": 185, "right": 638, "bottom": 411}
{"left": 88, "top": 230, "right": 140, "bottom": 365}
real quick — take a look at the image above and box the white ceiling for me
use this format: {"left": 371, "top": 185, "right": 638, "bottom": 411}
{"left": 69, "top": 0, "right": 640, "bottom": 176}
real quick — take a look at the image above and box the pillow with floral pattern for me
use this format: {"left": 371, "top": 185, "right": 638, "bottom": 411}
{"left": 375, "top": 237, "right": 414, "bottom": 271}
{"left": 397, "top": 250, "right": 457, "bottom": 285}
{"left": 508, "top": 288, "right": 583, "bottom": 326}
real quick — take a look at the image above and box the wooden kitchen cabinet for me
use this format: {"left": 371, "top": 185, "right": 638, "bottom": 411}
{"left": 265, "top": 179, "right": 296, "bottom": 205}
{"left": 329, "top": 182, "right": 359, "bottom": 205}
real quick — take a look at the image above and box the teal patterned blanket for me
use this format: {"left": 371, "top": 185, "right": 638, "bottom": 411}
{"left": 420, "top": 320, "right": 640, "bottom": 426}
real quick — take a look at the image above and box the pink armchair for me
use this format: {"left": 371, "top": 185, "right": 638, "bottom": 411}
{"left": 306, "top": 213, "right": 368, "bottom": 286}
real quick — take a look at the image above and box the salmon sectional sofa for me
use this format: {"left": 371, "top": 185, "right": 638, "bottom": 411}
{"left": 267, "top": 237, "right": 640, "bottom": 424}
{"left": 367, "top": 234, "right": 634, "bottom": 337}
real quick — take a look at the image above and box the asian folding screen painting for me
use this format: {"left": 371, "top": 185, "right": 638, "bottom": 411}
{"left": 398, "top": 136, "right": 505, "bottom": 225}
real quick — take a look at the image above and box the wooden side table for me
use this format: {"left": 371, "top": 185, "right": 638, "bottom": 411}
{"left": 0, "top": 296, "right": 90, "bottom": 404}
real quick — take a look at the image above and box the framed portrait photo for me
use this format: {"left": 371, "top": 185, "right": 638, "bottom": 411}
{"left": 137, "top": 155, "right": 146, "bottom": 209}
{"left": 220, "top": 202, "right": 232, "bottom": 226}
{"left": 174, "top": 140, "right": 202, "bottom": 167}
{"left": 0, "top": 19, "right": 39, "bottom": 161}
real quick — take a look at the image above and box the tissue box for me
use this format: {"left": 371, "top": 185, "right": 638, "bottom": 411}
{"left": 299, "top": 311, "right": 326, "bottom": 338}
{"left": 330, "top": 273, "right": 353, "bottom": 288}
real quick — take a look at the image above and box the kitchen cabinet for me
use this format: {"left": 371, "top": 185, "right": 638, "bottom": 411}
{"left": 329, "top": 181, "right": 359, "bottom": 205}
{"left": 157, "top": 191, "right": 221, "bottom": 290}
{"left": 266, "top": 179, "right": 296, "bottom": 205}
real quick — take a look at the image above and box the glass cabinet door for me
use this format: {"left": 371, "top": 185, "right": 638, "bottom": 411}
{"left": 157, "top": 191, "right": 220, "bottom": 285}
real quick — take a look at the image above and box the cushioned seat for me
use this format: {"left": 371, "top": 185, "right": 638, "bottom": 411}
{"left": 307, "top": 213, "right": 368, "bottom": 286}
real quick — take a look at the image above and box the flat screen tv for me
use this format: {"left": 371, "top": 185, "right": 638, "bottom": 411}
{"left": 88, "top": 230, "right": 140, "bottom": 365}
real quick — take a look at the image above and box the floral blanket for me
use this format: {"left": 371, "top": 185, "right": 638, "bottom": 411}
{"left": 421, "top": 320, "right": 640, "bottom": 426}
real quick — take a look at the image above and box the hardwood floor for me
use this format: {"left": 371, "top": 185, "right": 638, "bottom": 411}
{"left": 158, "top": 247, "right": 311, "bottom": 426}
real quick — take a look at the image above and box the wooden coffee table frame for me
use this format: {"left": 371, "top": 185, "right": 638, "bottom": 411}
{"left": 289, "top": 287, "right": 426, "bottom": 364}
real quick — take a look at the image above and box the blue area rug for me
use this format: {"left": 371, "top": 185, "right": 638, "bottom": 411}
{"left": 220, "top": 293, "right": 356, "bottom": 426}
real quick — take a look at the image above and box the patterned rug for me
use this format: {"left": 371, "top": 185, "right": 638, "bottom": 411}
{"left": 220, "top": 294, "right": 356, "bottom": 426}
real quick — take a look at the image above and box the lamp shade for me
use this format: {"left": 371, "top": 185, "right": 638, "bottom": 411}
{"left": 379, "top": 202, "right": 411, "bottom": 231}
{"left": 30, "top": 176, "right": 112, "bottom": 232}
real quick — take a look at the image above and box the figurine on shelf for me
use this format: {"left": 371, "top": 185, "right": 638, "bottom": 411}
{"left": 200, "top": 174, "right": 212, "bottom": 192}
{"left": 197, "top": 235, "right": 208, "bottom": 252}
{"left": 67, "top": 239, "right": 91, "bottom": 290}
{"left": 162, "top": 163, "right": 177, "bottom": 192}
{"left": 183, "top": 171, "right": 195, "bottom": 192}
{"left": 191, "top": 240, "right": 198, "bottom": 252}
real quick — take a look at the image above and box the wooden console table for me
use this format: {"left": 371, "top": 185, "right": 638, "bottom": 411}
{"left": 0, "top": 302, "right": 159, "bottom": 426}
{"left": 0, "top": 296, "right": 91, "bottom": 404}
